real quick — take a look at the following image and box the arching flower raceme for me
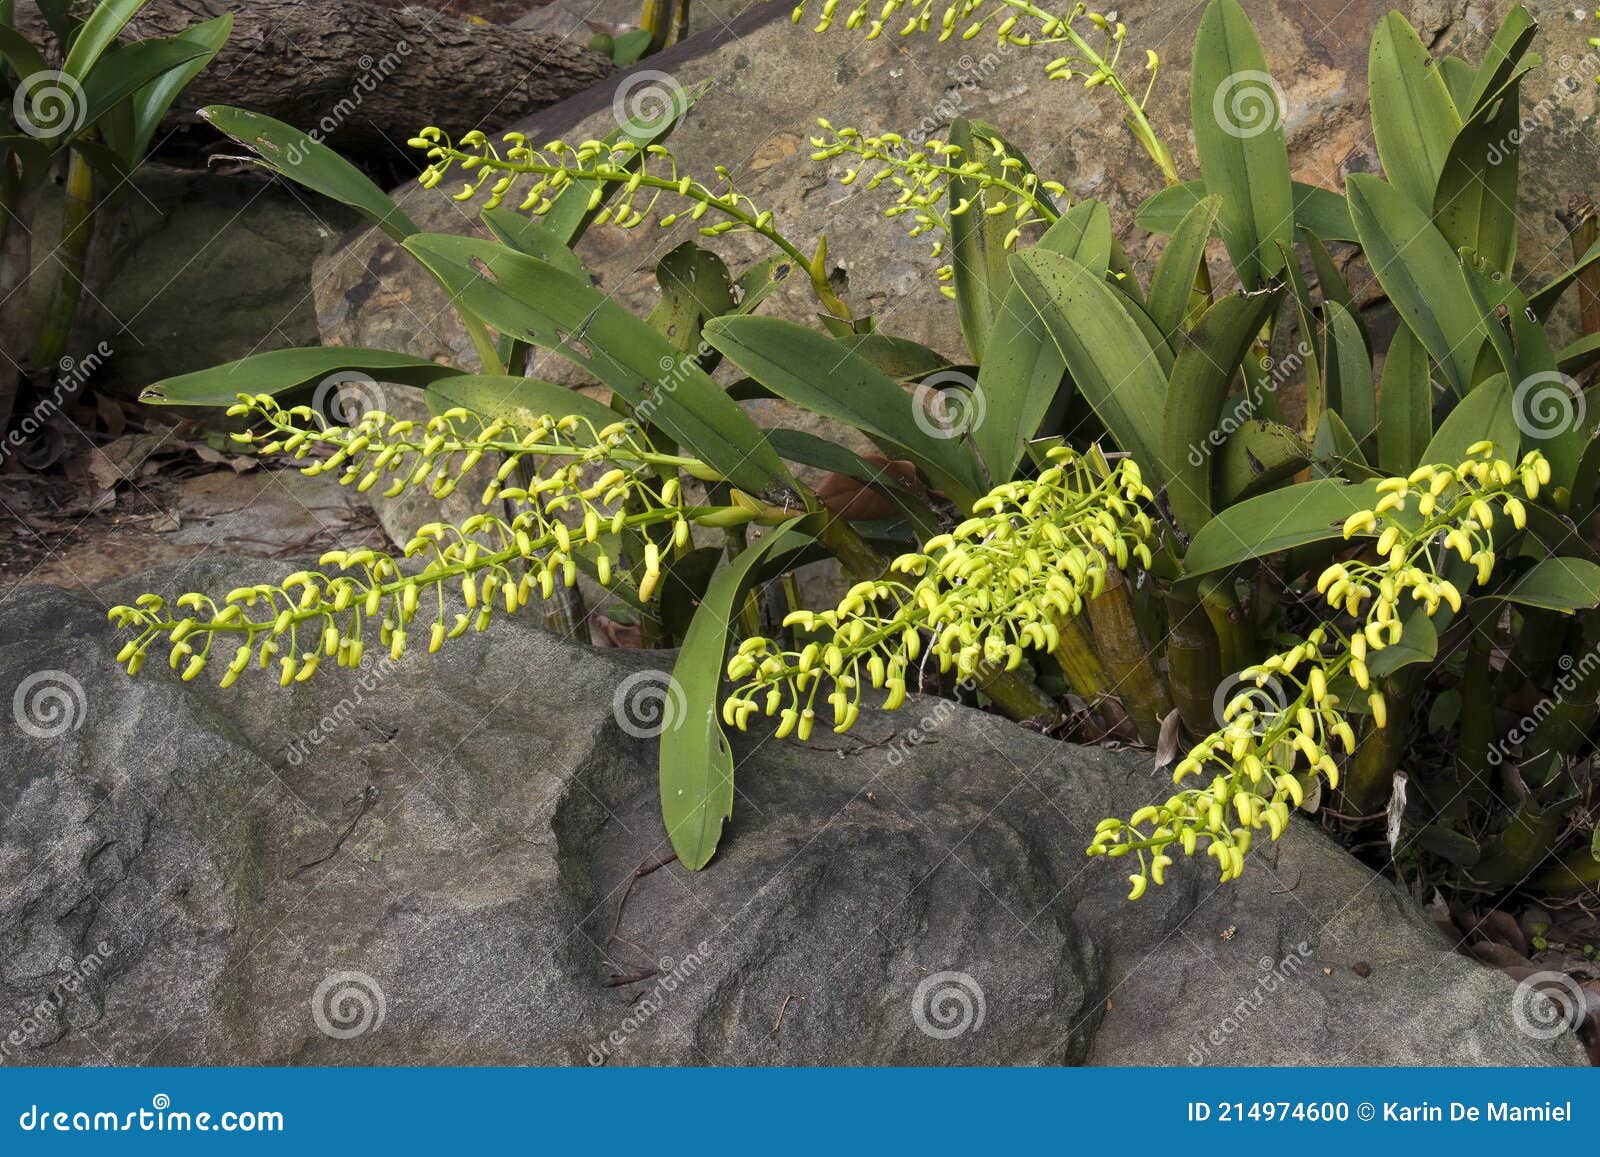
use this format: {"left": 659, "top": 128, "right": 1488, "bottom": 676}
{"left": 721, "top": 448, "right": 1153, "bottom": 739}
{"left": 1089, "top": 446, "right": 1551, "bottom": 898}
{"left": 108, "top": 396, "right": 747, "bottom": 688}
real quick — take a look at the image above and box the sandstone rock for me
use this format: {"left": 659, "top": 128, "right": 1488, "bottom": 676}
{"left": 0, "top": 558, "right": 1584, "bottom": 1065}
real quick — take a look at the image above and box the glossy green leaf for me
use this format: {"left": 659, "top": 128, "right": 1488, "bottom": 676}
{"left": 1183, "top": 478, "right": 1387, "bottom": 575}
{"left": 1190, "top": 0, "right": 1293, "bottom": 288}
{"left": 648, "top": 242, "right": 735, "bottom": 355}
{"left": 1438, "top": 57, "right": 1478, "bottom": 110}
{"left": 661, "top": 516, "right": 823, "bottom": 869}
{"left": 141, "top": 347, "right": 464, "bottom": 406}
{"left": 424, "top": 374, "right": 618, "bottom": 430}
{"left": 78, "top": 38, "right": 210, "bottom": 141}
{"left": 62, "top": 0, "right": 147, "bottom": 81}
{"left": 1464, "top": 4, "right": 1539, "bottom": 114}
{"left": 1346, "top": 173, "right": 1485, "bottom": 395}
{"left": 403, "top": 236, "right": 795, "bottom": 499}
{"left": 1163, "top": 287, "right": 1284, "bottom": 534}
{"left": 1135, "top": 180, "right": 1354, "bottom": 243}
{"left": 835, "top": 334, "right": 950, "bottom": 380}
{"left": 1497, "top": 557, "right": 1600, "bottom": 611}
{"left": 1369, "top": 11, "right": 1461, "bottom": 210}
{"left": 1013, "top": 248, "right": 1168, "bottom": 484}
{"left": 1557, "top": 332, "right": 1600, "bottom": 378}
{"left": 201, "top": 106, "right": 418, "bottom": 242}
{"left": 0, "top": 25, "right": 47, "bottom": 89}
{"left": 1376, "top": 325, "right": 1432, "bottom": 473}
{"left": 704, "top": 315, "right": 986, "bottom": 503}
{"left": 1147, "top": 194, "right": 1221, "bottom": 344}
{"left": 1529, "top": 238, "right": 1600, "bottom": 322}
{"left": 1313, "top": 409, "right": 1372, "bottom": 476}
{"left": 1421, "top": 371, "right": 1518, "bottom": 464}
{"left": 1215, "top": 420, "right": 1309, "bottom": 506}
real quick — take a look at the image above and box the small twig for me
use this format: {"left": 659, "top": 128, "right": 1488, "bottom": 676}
{"left": 607, "top": 851, "right": 679, "bottom": 948}
{"left": 291, "top": 784, "right": 379, "bottom": 877}
{"left": 772, "top": 994, "right": 800, "bottom": 1036}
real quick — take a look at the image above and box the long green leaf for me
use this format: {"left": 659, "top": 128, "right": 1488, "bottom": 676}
{"left": 1464, "top": 4, "right": 1539, "bottom": 114}
{"left": 1529, "top": 238, "right": 1600, "bottom": 322}
{"left": 1433, "top": 71, "right": 1524, "bottom": 274}
{"left": 1421, "top": 371, "right": 1518, "bottom": 464}
{"left": 1189, "top": 0, "right": 1293, "bottom": 288}
{"left": 1012, "top": 248, "right": 1169, "bottom": 483}
{"left": 1369, "top": 11, "right": 1461, "bottom": 210}
{"left": 1184, "top": 478, "right": 1387, "bottom": 575}
{"left": 62, "top": 0, "right": 147, "bottom": 81}
{"left": 1346, "top": 173, "right": 1486, "bottom": 395}
{"left": 703, "top": 315, "right": 986, "bottom": 504}
{"left": 1377, "top": 325, "right": 1432, "bottom": 472}
{"left": 141, "top": 347, "right": 465, "bottom": 406}
{"left": 1325, "top": 300, "right": 1375, "bottom": 450}
{"left": 1147, "top": 194, "right": 1221, "bottom": 344}
{"left": 79, "top": 38, "right": 209, "bottom": 136}
{"left": 402, "top": 235, "right": 795, "bottom": 499}
{"left": 118, "top": 13, "right": 231, "bottom": 164}
{"left": 424, "top": 375, "right": 619, "bottom": 430}
{"left": 201, "top": 105, "right": 418, "bottom": 242}
{"left": 661, "top": 516, "right": 823, "bottom": 869}
{"left": 1496, "top": 557, "right": 1600, "bottom": 611}
{"left": 1135, "top": 180, "right": 1354, "bottom": 242}
{"left": 969, "top": 200, "right": 1109, "bottom": 482}
{"left": 1163, "top": 287, "right": 1284, "bottom": 535}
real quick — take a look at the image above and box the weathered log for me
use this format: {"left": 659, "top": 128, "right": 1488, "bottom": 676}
{"left": 13, "top": 0, "right": 615, "bottom": 150}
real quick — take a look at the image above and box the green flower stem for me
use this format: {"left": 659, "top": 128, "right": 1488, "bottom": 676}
{"left": 1085, "top": 564, "right": 1171, "bottom": 745}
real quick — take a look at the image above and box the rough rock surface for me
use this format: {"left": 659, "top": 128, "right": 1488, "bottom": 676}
{"left": 313, "top": 0, "right": 1600, "bottom": 368}
{"left": 0, "top": 558, "right": 1585, "bottom": 1065}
